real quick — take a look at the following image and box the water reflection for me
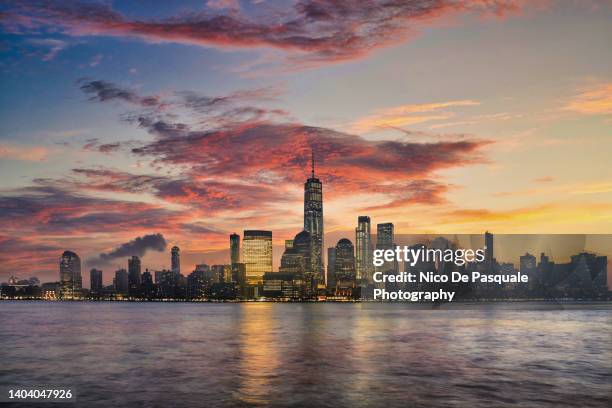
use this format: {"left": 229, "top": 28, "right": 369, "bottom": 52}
{"left": 0, "top": 302, "right": 610, "bottom": 407}
{"left": 236, "top": 304, "right": 279, "bottom": 405}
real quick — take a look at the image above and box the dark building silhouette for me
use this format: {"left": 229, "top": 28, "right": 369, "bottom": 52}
{"left": 59, "top": 251, "right": 82, "bottom": 299}
{"left": 187, "top": 269, "right": 207, "bottom": 299}
{"left": 568, "top": 252, "right": 608, "bottom": 298}
{"left": 171, "top": 246, "right": 181, "bottom": 276}
{"left": 114, "top": 269, "right": 129, "bottom": 296}
{"left": 90, "top": 268, "right": 103, "bottom": 296}
{"left": 304, "top": 151, "right": 324, "bottom": 285}
{"left": 141, "top": 269, "right": 155, "bottom": 298}
{"left": 128, "top": 256, "right": 141, "bottom": 297}
{"left": 157, "top": 269, "right": 177, "bottom": 298}
{"left": 231, "top": 263, "right": 247, "bottom": 298}
{"left": 230, "top": 233, "right": 240, "bottom": 266}
{"left": 327, "top": 247, "right": 336, "bottom": 289}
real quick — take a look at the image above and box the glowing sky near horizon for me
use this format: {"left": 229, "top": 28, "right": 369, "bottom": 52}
{"left": 0, "top": 0, "right": 611, "bottom": 283}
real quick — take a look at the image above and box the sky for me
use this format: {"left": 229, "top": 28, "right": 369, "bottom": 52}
{"left": 0, "top": 0, "right": 611, "bottom": 285}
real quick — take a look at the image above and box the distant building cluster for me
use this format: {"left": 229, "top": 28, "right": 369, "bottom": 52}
{"left": 1, "top": 155, "right": 609, "bottom": 301}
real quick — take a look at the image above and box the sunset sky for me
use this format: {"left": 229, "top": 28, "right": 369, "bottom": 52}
{"left": 1, "top": 0, "right": 611, "bottom": 284}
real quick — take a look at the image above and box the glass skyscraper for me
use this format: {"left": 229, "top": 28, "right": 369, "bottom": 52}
{"left": 304, "top": 152, "right": 324, "bottom": 285}
{"left": 242, "top": 230, "right": 273, "bottom": 284}
{"left": 355, "top": 216, "right": 373, "bottom": 283}
{"left": 230, "top": 233, "right": 240, "bottom": 266}
{"left": 59, "top": 250, "right": 82, "bottom": 299}
{"left": 171, "top": 246, "right": 180, "bottom": 275}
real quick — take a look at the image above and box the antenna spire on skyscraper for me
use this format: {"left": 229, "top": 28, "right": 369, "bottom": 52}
{"left": 311, "top": 148, "right": 315, "bottom": 178}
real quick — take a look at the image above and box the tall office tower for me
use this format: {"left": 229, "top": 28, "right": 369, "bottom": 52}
{"left": 59, "top": 250, "right": 82, "bottom": 299}
{"left": 128, "top": 256, "right": 142, "bottom": 297}
{"left": 327, "top": 247, "right": 336, "bottom": 289}
{"left": 375, "top": 223, "right": 396, "bottom": 278}
{"left": 242, "top": 230, "right": 273, "bottom": 284}
{"left": 114, "top": 269, "right": 129, "bottom": 296}
{"left": 355, "top": 216, "right": 373, "bottom": 283}
{"left": 230, "top": 233, "right": 240, "bottom": 266}
{"left": 334, "top": 238, "right": 356, "bottom": 289}
{"left": 304, "top": 151, "right": 324, "bottom": 284}
{"left": 484, "top": 231, "right": 494, "bottom": 267}
{"left": 90, "top": 268, "right": 103, "bottom": 295}
{"left": 171, "top": 246, "right": 180, "bottom": 276}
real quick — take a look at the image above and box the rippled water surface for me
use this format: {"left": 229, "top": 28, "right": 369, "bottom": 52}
{"left": 0, "top": 302, "right": 611, "bottom": 407}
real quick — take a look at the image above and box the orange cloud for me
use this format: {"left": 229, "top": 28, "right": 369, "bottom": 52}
{"left": 351, "top": 100, "right": 480, "bottom": 133}
{"left": 563, "top": 83, "right": 612, "bottom": 115}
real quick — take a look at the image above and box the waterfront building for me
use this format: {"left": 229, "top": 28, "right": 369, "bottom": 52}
{"left": 230, "top": 233, "right": 240, "bottom": 267}
{"left": 114, "top": 269, "right": 129, "bottom": 296}
{"left": 90, "top": 268, "right": 103, "bottom": 296}
{"left": 355, "top": 216, "right": 373, "bottom": 284}
{"left": 128, "top": 256, "right": 141, "bottom": 297}
{"left": 59, "top": 250, "right": 82, "bottom": 299}
{"left": 334, "top": 238, "right": 356, "bottom": 294}
{"left": 171, "top": 246, "right": 181, "bottom": 276}
{"left": 304, "top": 152, "right": 324, "bottom": 285}
{"left": 242, "top": 230, "right": 273, "bottom": 284}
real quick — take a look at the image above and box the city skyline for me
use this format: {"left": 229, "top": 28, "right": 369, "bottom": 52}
{"left": 1, "top": 1, "right": 611, "bottom": 284}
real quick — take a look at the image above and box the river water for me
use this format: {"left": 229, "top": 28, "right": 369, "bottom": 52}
{"left": 0, "top": 301, "right": 610, "bottom": 407}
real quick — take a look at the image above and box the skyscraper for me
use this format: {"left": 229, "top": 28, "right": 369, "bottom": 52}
{"left": 230, "top": 233, "right": 240, "bottom": 266}
{"left": 171, "top": 246, "right": 180, "bottom": 276}
{"left": 90, "top": 268, "right": 103, "bottom": 296}
{"left": 375, "top": 223, "right": 397, "bottom": 278}
{"left": 326, "top": 247, "right": 336, "bottom": 289}
{"left": 114, "top": 269, "right": 129, "bottom": 296}
{"left": 242, "top": 230, "right": 273, "bottom": 284}
{"left": 59, "top": 250, "right": 82, "bottom": 299}
{"left": 128, "top": 256, "right": 141, "bottom": 297}
{"left": 355, "top": 216, "right": 373, "bottom": 283}
{"left": 304, "top": 151, "right": 324, "bottom": 284}
{"left": 334, "top": 238, "right": 356, "bottom": 291}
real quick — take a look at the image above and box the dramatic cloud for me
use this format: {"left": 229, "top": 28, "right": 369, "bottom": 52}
{"left": 1, "top": 0, "right": 535, "bottom": 66}
{"left": 77, "top": 79, "right": 490, "bottom": 208}
{"left": 92, "top": 233, "right": 167, "bottom": 265}
{"left": 0, "top": 236, "right": 63, "bottom": 276}
{"left": 0, "top": 184, "right": 185, "bottom": 236}
{"left": 131, "top": 120, "right": 488, "bottom": 191}
{"left": 68, "top": 167, "right": 291, "bottom": 214}
{"left": 562, "top": 83, "right": 612, "bottom": 115}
